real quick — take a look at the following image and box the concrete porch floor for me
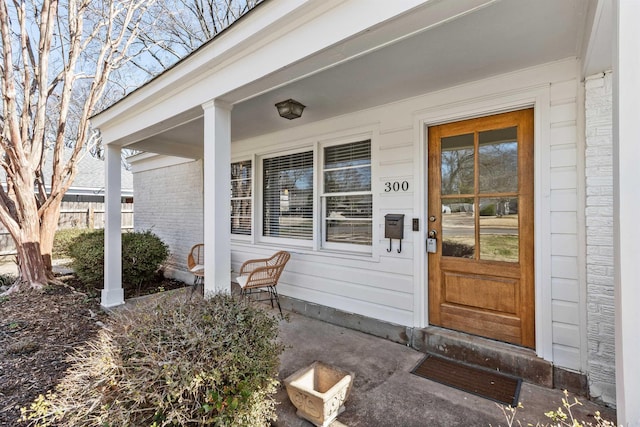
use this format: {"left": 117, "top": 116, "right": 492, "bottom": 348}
{"left": 273, "top": 309, "right": 617, "bottom": 427}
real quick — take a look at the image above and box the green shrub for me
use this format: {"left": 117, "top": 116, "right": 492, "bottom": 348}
{"left": 121, "top": 230, "right": 170, "bottom": 290}
{"left": 53, "top": 228, "right": 90, "bottom": 259}
{"left": 20, "top": 294, "right": 284, "bottom": 427}
{"left": 442, "top": 241, "right": 474, "bottom": 258}
{"left": 68, "top": 230, "right": 169, "bottom": 292}
{"left": 479, "top": 203, "right": 496, "bottom": 216}
{"left": 67, "top": 230, "right": 106, "bottom": 285}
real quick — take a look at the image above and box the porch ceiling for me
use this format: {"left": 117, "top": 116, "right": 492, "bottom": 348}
{"left": 126, "top": 0, "right": 596, "bottom": 158}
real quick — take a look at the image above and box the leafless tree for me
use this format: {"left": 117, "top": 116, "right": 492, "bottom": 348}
{"left": 0, "top": 0, "right": 263, "bottom": 293}
{"left": 130, "top": 0, "right": 264, "bottom": 77}
{"left": 0, "top": 0, "right": 154, "bottom": 292}
{"left": 92, "top": 0, "right": 264, "bottom": 164}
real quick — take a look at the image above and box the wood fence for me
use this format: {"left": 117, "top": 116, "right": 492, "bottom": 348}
{"left": 0, "top": 201, "right": 134, "bottom": 258}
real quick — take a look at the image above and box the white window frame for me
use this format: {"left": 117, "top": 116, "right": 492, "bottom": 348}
{"left": 258, "top": 147, "right": 316, "bottom": 248}
{"left": 230, "top": 157, "right": 253, "bottom": 241}
{"left": 319, "top": 137, "right": 373, "bottom": 254}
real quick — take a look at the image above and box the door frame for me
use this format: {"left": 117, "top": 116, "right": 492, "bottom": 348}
{"left": 412, "top": 85, "right": 553, "bottom": 360}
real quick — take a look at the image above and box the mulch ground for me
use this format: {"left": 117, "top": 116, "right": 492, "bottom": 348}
{"left": 0, "top": 275, "right": 186, "bottom": 426}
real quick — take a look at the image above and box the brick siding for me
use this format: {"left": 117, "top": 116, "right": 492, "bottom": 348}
{"left": 133, "top": 159, "right": 203, "bottom": 283}
{"left": 584, "top": 71, "right": 615, "bottom": 405}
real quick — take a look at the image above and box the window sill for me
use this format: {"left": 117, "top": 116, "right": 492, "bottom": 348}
{"left": 230, "top": 240, "right": 379, "bottom": 263}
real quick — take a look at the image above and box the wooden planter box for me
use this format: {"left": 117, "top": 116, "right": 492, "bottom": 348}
{"left": 284, "top": 361, "right": 354, "bottom": 427}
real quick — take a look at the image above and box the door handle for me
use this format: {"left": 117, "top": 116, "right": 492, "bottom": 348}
{"left": 428, "top": 229, "right": 437, "bottom": 238}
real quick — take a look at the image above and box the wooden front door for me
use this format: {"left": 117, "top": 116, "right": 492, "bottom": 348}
{"left": 427, "top": 109, "right": 535, "bottom": 348}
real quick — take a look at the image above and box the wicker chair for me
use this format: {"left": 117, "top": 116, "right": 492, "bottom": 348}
{"left": 187, "top": 243, "right": 205, "bottom": 288}
{"left": 235, "top": 251, "right": 290, "bottom": 317}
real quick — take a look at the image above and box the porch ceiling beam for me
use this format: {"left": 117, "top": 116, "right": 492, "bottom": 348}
{"left": 130, "top": 138, "right": 203, "bottom": 160}
{"left": 581, "top": 0, "right": 614, "bottom": 77}
{"left": 97, "top": 107, "right": 203, "bottom": 148}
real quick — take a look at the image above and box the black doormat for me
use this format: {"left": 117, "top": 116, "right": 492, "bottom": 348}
{"left": 411, "top": 354, "right": 522, "bottom": 407}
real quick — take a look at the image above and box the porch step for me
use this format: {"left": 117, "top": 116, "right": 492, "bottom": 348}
{"left": 279, "top": 296, "right": 587, "bottom": 396}
{"left": 411, "top": 326, "right": 553, "bottom": 388}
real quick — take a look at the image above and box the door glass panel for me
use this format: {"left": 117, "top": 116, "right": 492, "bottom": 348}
{"left": 479, "top": 197, "right": 519, "bottom": 262}
{"left": 478, "top": 127, "right": 518, "bottom": 193}
{"left": 441, "top": 133, "right": 474, "bottom": 195}
{"left": 441, "top": 197, "right": 475, "bottom": 258}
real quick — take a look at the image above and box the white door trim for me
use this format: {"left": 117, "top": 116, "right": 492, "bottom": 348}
{"left": 412, "top": 84, "right": 552, "bottom": 360}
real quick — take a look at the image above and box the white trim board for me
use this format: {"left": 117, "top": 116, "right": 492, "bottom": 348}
{"left": 129, "top": 154, "right": 200, "bottom": 174}
{"left": 413, "top": 84, "right": 554, "bottom": 362}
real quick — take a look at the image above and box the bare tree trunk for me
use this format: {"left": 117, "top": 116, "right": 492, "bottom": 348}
{"left": 5, "top": 180, "right": 50, "bottom": 292}
{"left": 40, "top": 200, "right": 63, "bottom": 277}
{"left": 16, "top": 242, "right": 49, "bottom": 291}
{"left": 2, "top": 195, "right": 63, "bottom": 293}
{"left": 1, "top": 193, "right": 63, "bottom": 294}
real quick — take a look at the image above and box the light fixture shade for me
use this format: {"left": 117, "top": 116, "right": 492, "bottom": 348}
{"left": 275, "top": 99, "right": 306, "bottom": 120}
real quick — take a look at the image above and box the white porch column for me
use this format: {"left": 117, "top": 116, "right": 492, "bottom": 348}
{"left": 101, "top": 143, "right": 124, "bottom": 307}
{"left": 202, "top": 100, "right": 232, "bottom": 294}
{"left": 613, "top": 1, "right": 640, "bottom": 426}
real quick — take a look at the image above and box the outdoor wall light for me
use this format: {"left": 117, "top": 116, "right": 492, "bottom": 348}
{"left": 275, "top": 99, "right": 306, "bottom": 120}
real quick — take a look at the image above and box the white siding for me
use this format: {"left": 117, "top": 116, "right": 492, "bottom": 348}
{"left": 133, "top": 159, "right": 204, "bottom": 283}
{"left": 231, "top": 122, "right": 417, "bottom": 327}
{"left": 134, "top": 59, "right": 591, "bottom": 372}
{"left": 584, "top": 71, "right": 615, "bottom": 405}
{"left": 548, "top": 77, "right": 583, "bottom": 371}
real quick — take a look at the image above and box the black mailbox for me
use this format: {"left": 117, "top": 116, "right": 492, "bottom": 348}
{"left": 384, "top": 214, "right": 404, "bottom": 240}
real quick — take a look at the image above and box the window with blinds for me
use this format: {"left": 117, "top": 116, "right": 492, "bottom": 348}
{"left": 263, "top": 151, "right": 314, "bottom": 240}
{"left": 231, "top": 160, "right": 252, "bottom": 235}
{"left": 323, "top": 140, "right": 372, "bottom": 246}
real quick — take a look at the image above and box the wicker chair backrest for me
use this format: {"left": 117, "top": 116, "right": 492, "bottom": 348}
{"left": 187, "top": 244, "right": 204, "bottom": 270}
{"left": 240, "top": 251, "right": 290, "bottom": 288}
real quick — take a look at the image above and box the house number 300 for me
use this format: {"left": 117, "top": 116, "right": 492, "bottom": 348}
{"left": 384, "top": 181, "right": 409, "bottom": 192}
